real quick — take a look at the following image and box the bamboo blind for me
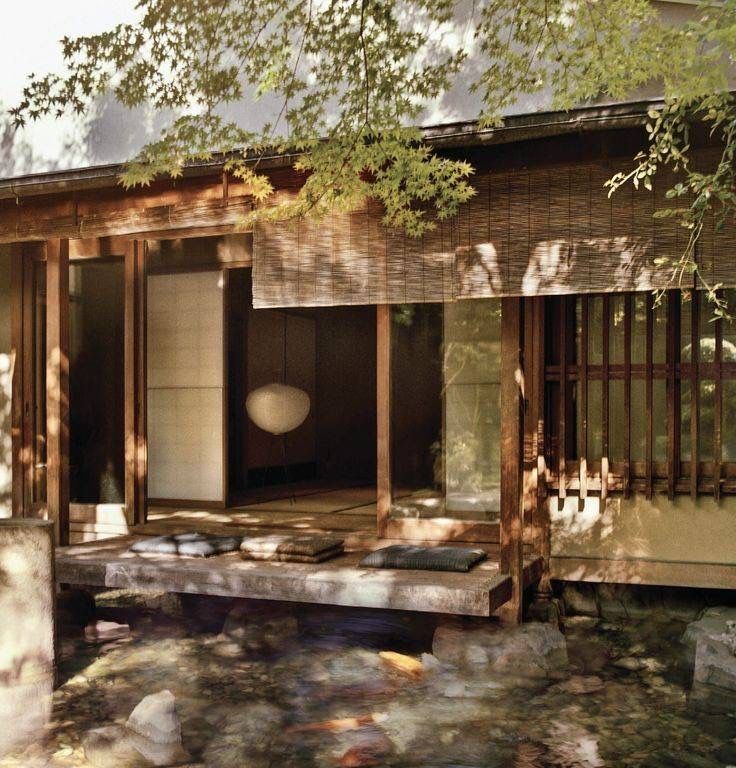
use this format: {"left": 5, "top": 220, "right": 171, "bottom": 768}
{"left": 252, "top": 162, "right": 736, "bottom": 309}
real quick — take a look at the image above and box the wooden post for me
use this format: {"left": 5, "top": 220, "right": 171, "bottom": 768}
{"left": 124, "top": 240, "right": 147, "bottom": 526}
{"left": 376, "top": 304, "right": 391, "bottom": 538}
{"left": 45, "top": 238, "right": 70, "bottom": 545}
{"left": 499, "top": 297, "right": 524, "bottom": 625}
{"left": 10, "top": 245, "right": 25, "bottom": 517}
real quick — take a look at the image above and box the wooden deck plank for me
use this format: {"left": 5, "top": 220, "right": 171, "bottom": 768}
{"left": 56, "top": 535, "right": 542, "bottom": 617}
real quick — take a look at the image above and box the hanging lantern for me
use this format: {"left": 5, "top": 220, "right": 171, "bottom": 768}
{"left": 246, "top": 382, "right": 310, "bottom": 435}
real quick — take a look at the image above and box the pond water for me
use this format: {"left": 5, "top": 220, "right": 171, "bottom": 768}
{"left": 2, "top": 591, "right": 735, "bottom": 768}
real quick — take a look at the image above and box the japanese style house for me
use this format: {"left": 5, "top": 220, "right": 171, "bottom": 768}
{"left": 0, "top": 99, "right": 734, "bottom": 623}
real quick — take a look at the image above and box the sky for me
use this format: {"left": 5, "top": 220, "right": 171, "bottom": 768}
{"left": 0, "top": 1, "right": 687, "bottom": 179}
{"left": 0, "top": 2, "right": 139, "bottom": 175}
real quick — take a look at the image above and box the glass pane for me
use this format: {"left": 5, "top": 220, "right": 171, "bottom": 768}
{"left": 69, "top": 262, "right": 125, "bottom": 504}
{"left": 681, "top": 379, "right": 691, "bottom": 462}
{"left": 653, "top": 298, "right": 667, "bottom": 364}
{"left": 631, "top": 379, "right": 646, "bottom": 461}
{"left": 588, "top": 297, "right": 603, "bottom": 366}
{"left": 681, "top": 292, "right": 692, "bottom": 362}
{"left": 391, "top": 299, "right": 502, "bottom": 522}
{"left": 699, "top": 380, "right": 715, "bottom": 462}
{"left": 587, "top": 380, "right": 603, "bottom": 460}
{"left": 699, "top": 293, "right": 716, "bottom": 363}
{"left": 724, "top": 380, "right": 736, "bottom": 460}
{"left": 653, "top": 379, "right": 667, "bottom": 462}
{"left": 609, "top": 294, "right": 626, "bottom": 364}
{"left": 609, "top": 379, "right": 625, "bottom": 460}
{"left": 632, "top": 294, "right": 647, "bottom": 364}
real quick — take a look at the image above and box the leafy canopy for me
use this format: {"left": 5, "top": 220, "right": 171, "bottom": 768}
{"left": 10, "top": 0, "right": 736, "bottom": 295}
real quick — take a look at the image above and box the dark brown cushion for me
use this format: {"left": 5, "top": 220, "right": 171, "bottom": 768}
{"left": 360, "top": 545, "right": 486, "bottom": 572}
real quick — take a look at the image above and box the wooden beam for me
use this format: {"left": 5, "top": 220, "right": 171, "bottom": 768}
{"left": 124, "top": 240, "right": 147, "bottom": 526}
{"left": 666, "top": 291, "right": 679, "bottom": 500}
{"left": 499, "top": 297, "right": 524, "bottom": 625}
{"left": 579, "top": 297, "right": 588, "bottom": 499}
{"left": 10, "top": 245, "right": 24, "bottom": 516}
{"left": 558, "top": 297, "right": 568, "bottom": 499}
{"left": 690, "top": 291, "right": 700, "bottom": 500}
{"left": 376, "top": 304, "right": 392, "bottom": 537}
{"left": 714, "top": 295, "right": 723, "bottom": 502}
{"left": 601, "top": 294, "right": 610, "bottom": 501}
{"left": 0, "top": 196, "right": 253, "bottom": 244}
{"left": 645, "top": 293, "right": 653, "bottom": 499}
{"left": 45, "top": 238, "right": 70, "bottom": 545}
{"left": 623, "top": 293, "right": 632, "bottom": 498}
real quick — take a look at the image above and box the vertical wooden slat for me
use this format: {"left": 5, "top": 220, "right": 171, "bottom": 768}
{"left": 601, "top": 294, "right": 610, "bottom": 501}
{"left": 530, "top": 297, "right": 551, "bottom": 599}
{"left": 645, "top": 293, "right": 654, "bottom": 499}
{"left": 21, "top": 255, "right": 35, "bottom": 512}
{"left": 45, "top": 238, "right": 70, "bottom": 545}
{"left": 579, "top": 297, "right": 588, "bottom": 498}
{"left": 499, "top": 297, "right": 524, "bottom": 625}
{"left": 124, "top": 240, "right": 147, "bottom": 527}
{"left": 690, "top": 291, "right": 700, "bottom": 499}
{"left": 666, "top": 291, "right": 680, "bottom": 500}
{"left": 10, "top": 245, "right": 25, "bottom": 517}
{"left": 376, "top": 304, "right": 392, "bottom": 537}
{"left": 714, "top": 294, "right": 723, "bottom": 501}
{"left": 558, "top": 297, "right": 567, "bottom": 499}
{"left": 623, "top": 293, "right": 632, "bottom": 498}
{"left": 134, "top": 241, "right": 148, "bottom": 524}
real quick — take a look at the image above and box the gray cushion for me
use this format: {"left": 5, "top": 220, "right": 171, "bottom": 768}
{"left": 130, "top": 533, "right": 242, "bottom": 557}
{"left": 360, "top": 544, "right": 486, "bottom": 572}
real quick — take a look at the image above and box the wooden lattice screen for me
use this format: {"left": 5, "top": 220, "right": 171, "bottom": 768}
{"left": 252, "top": 160, "right": 736, "bottom": 309}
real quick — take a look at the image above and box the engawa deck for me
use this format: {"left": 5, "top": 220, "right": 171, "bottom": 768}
{"left": 55, "top": 535, "right": 543, "bottom": 617}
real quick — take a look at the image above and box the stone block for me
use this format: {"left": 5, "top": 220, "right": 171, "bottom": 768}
{"left": 0, "top": 519, "right": 55, "bottom": 756}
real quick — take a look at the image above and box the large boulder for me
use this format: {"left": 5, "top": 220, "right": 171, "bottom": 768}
{"left": 432, "top": 620, "right": 567, "bottom": 677}
{"left": 685, "top": 607, "right": 736, "bottom": 712}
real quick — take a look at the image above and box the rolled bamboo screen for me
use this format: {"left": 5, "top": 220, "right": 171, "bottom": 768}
{"left": 252, "top": 161, "right": 736, "bottom": 308}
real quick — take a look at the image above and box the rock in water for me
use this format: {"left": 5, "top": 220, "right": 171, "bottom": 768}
{"left": 82, "top": 726, "right": 148, "bottom": 768}
{"left": 84, "top": 620, "right": 130, "bottom": 643}
{"left": 221, "top": 603, "right": 298, "bottom": 653}
{"left": 126, "top": 690, "right": 182, "bottom": 745}
{"left": 432, "top": 620, "right": 567, "bottom": 677}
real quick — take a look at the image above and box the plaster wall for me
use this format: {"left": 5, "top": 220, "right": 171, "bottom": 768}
{"left": 550, "top": 493, "right": 736, "bottom": 565}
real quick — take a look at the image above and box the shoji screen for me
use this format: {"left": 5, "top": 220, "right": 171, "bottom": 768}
{"left": 147, "top": 271, "right": 224, "bottom": 502}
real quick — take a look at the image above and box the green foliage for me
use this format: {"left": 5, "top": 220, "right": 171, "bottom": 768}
{"left": 9, "top": 0, "right": 736, "bottom": 278}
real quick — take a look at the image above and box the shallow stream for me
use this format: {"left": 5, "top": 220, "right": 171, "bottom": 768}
{"left": 2, "top": 591, "right": 735, "bottom": 768}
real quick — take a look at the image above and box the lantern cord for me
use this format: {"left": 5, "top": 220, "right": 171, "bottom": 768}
{"left": 281, "top": 434, "right": 295, "bottom": 506}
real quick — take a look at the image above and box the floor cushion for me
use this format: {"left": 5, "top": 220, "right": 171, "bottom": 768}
{"left": 130, "top": 533, "right": 242, "bottom": 557}
{"left": 360, "top": 544, "right": 486, "bottom": 572}
{"left": 240, "top": 535, "right": 344, "bottom": 563}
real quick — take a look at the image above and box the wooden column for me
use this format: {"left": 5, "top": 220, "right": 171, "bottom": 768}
{"left": 376, "top": 304, "right": 391, "bottom": 537}
{"left": 499, "top": 297, "right": 524, "bottom": 625}
{"left": 45, "top": 238, "right": 70, "bottom": 545}
{"left": 10, "top": 245, "right": 25, "bottom": 517}
{"left": 124, "top": 240, "right": 147, "bottom": 526}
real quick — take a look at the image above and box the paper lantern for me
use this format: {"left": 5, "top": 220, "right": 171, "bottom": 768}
{"left": 246, "top": 383, "right": 310, "bottom": 435}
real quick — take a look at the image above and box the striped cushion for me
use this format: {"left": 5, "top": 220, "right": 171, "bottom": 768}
{"left": 360, "top": 545, "right": 486, "bottom": 572}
